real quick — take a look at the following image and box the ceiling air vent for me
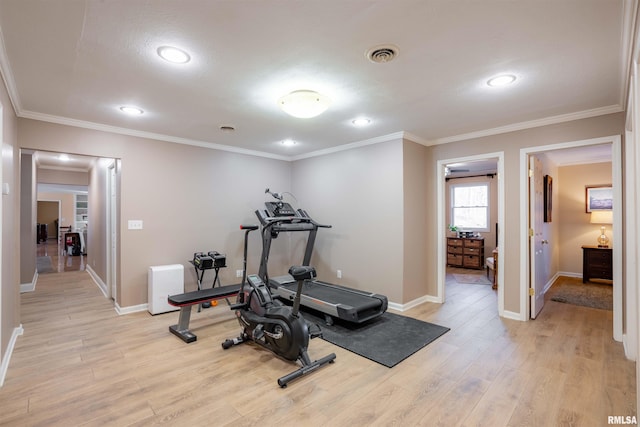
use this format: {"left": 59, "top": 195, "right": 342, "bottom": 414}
{"left": 366, "top": 45, "right": 399, "bottom": 64}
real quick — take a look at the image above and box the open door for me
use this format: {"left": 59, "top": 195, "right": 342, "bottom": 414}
{"left": 529, "top": 155, "right": 545, "bottom": 318}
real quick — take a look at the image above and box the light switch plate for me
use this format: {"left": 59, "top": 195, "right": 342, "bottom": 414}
{"left": 128, "top": 220, "right": 143, "bottom": 230}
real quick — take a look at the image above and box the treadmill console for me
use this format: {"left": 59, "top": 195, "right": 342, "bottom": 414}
{"left": 264, "top": 201, "right": 298, "bottom": 217}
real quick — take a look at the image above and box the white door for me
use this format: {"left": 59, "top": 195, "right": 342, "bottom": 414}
{"left": 529, "top": 155, "right": 545, "bottom": 318}
{"left": 107, "top": 163, "right": 117, "bottom": 300}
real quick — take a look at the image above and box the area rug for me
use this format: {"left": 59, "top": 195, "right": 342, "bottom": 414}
{"left": 36, "top": 256, "right": 55, "bottom": 274}
{"left": 304, "top": 311, "right": 449, "bottom": 368}
{"left": 548, "top": 278, "right": 612, "bottom": 311}
{"left": 453, "top": 273, "right": 491, "bottom": 285}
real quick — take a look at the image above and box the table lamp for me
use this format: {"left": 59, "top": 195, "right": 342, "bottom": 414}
{"left": 590, "top": 210, "right": 613, "bottom": 248}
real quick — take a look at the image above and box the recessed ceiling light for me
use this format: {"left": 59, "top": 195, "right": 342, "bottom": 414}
{"left": 352, "top": 117, "right": 371, "bottom": 127}
{"left": 278, "top": 90, "right": 331, "bottom": 118}
{"left": 119, "top": 106, "right": 144, "bottom": 116}
{"left": 281, "top": 139, "right": 297, "bottom": 146}
{"left": 157, "top": 46, "right": 191, "bottom": 64}
{"left": 487, "top": 74, "right": 517, "bottom": 87}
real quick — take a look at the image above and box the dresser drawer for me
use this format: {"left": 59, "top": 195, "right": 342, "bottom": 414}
{"left": 448, "top": 254, "right": 463, "bottom": 266}
{"left": 448, "top": 238, "right": 463, "bottom": 247}
{"left": 448, "top": 246, "right": 463, "bottom": 255}
{"left": 464, "top": 239, "right": 483, "bottom": 248}
{"left": 463, "top": 255, "right": 481, "bottom": 269}
{"left": 463, "top": 247, "right": 482, "bottom": 256}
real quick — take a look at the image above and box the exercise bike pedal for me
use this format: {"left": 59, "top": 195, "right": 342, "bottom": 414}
{"left": 252, "top": 324, "right": 264, "bottom": 340}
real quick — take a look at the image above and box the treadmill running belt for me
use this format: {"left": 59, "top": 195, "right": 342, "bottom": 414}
{"left": 280, "top": 281, "right": 380, "bottom": 308}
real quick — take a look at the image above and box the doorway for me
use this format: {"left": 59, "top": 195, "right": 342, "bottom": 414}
{"left": 437, "top": 152, "right": 505, "bottom": 315}
{"left": 519, "top": 135, "right": 622, "bottom": 340}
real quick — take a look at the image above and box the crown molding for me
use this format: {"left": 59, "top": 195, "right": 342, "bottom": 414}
{"left": 289, "top": 131, "right": 405, "bottom": 161}
{"left": 431, "top": 104, "right": 624, "bottom": 145}
{"left": 18, "top": 110, "right": 291, "bottom": 162}
{"left": 0, "top": 23, "right": 22, "bottom": 114}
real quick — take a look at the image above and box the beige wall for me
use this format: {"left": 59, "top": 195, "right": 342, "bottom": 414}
{"left": 558, "top": 162, "right": 613, "bottom": 274}
{"left": 37, "top": 168, "right": 89, "bottom": 186}
{"left": 18, "top": 118, "right": 293, "bottom": 307}
{"left": 37, "top": 192, "right": 75, "bottom": 231}
{"left": 1, "top": 77, "right": 20, "bottom": 369}
{"left": 291, "top": 140, "right": 405, "bottom": 302}
{"left": 19, "top": 153, "right": 36, "bottom": 286}
{"left": 403, "top": 140, "right": 434, "bottom": 301}
{"left": 431, "top": 112, "right": 624, "bottom": 314}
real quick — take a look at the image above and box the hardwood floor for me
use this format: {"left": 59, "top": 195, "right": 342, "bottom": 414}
{"left": 0, "top": 268, "right": 635, "bottom": 426}
{"left": 36, "top": 238, "right": 86, "bottom": 273}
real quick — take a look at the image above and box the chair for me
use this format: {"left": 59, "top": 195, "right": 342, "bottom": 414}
{"left": 485, "top": 248, "right": 498, "bottom": 289}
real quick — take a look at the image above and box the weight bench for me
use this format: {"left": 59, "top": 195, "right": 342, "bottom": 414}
{"left": 167, "top": 284, "right": 240, "bottom": 343}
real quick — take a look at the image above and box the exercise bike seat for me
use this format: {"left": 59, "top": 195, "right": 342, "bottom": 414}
{"left": 288, "top": 266, "right": 316, "bottom": 282}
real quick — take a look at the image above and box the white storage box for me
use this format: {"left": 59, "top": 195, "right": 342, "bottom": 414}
{"left": 148, "top": 264, "right": 184, "bottom": 314}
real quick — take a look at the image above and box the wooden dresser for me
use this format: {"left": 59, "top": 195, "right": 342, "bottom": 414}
{"left": 582, "top": 245, "right": 613, "bottom": 283}
{"left": 447, "top": 237, "right": 485, "bottom": 270}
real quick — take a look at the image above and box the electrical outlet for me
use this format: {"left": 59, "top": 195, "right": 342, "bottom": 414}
{"left": 337, "top": 270, "right": 342, "bottom": 279}
{"left": 236, "top": 269, "right": 243, "bottom": 278}
{"left": 128, "top": 220, "right": 143, "bottom": 230}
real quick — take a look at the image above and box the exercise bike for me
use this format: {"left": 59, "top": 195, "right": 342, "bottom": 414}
{"left": 222, "top": 225, "right": 336, "bottom": 387}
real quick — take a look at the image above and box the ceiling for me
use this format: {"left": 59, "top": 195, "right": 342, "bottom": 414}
{"left": 0, "top": 1, "right": 632, "bottom": 160}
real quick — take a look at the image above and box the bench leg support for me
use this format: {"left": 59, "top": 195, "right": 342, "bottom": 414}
{"left": 169, "top": 306, "right": 197, "bottom": 343}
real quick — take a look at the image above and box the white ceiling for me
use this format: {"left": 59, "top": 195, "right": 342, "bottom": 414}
{"left": 0, "top": 1, "right": 631, "bottom": 160}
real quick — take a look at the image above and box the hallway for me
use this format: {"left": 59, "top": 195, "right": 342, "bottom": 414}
{"left": 36, "top": 237, "right": 86, "bottom": 274}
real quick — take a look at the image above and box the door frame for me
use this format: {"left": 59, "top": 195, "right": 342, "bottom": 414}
{"left": 436, "top": 151, "right": 505, "bottom": 315}
{"left": 519, "top": 135, "right": 622, "bottom": 341}
{"left": 106, "top": 161, "right": 117, "bottom": 301}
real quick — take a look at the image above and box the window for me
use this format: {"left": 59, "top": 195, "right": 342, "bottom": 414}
{"left": 451, "top": 183, "right": 489, "bottom": 231}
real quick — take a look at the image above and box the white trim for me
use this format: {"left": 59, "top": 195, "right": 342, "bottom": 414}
{"left": 519, "top": 135, "right": 622, "bottom": 341}
{"left": 0, "top": 24, "right": 21, "bottom": 114}
{"left": 20, "top": 270, "right": 37, "bottom": 293}
{"left": 290, "top": 131, "right": 405, "bottom": 161}
{"left": 0, "top": 325, "right": 24, "bottom": 387}
{"left": 19, "top": 110, "right": 291, "bottom": 162}
{"left": 115, "top": 303, "right": 148, "bottom": 315}
{"left": 387, "top": 295, "right": 441, "bottom": 312}
{"left": 86, "top": 265, "right": 108, "bottom": 298}
{"left": 433, "top": 106, "right": 623, "bottom": 145}
{"left": 502, "top": 310, "right": 522, "bottom": 321}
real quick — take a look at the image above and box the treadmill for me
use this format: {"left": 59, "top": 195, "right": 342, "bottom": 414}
{"left": 255, "top": 198, "right": 388, "bottom": 325}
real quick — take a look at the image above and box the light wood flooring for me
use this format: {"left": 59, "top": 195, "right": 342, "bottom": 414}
{"left": 0, "top": 268, "right": 635, "bottom": 426}
{"left": 36, "top": 238, "right": 86, "bottom": 273}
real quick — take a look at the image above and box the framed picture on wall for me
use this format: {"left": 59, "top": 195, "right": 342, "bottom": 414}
{"left": 585, "top": 185, "right": 613, "bottom": 212}
{"left": 544, "top": 175, "right": 552, "bottom": 222}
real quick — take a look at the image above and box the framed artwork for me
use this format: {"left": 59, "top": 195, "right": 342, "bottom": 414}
{"left": 543, "top": 175, "right": 552, "bottom": 222}
{"left": 585, "top": 185, "right": 613, "bottom": 212}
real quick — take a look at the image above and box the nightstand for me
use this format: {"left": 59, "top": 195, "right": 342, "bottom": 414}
{"left": 582, "top": 246, "right": 613, "bottom": 283}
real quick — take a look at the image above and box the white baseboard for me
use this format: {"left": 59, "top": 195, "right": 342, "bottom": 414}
{"left": 502, "top": 310, "right": 524, "bottom": 321}
{"left": 115, "top": 303, "right": 148, "bottom": 315}
{"left": 20, "top": 270, "right": 38, "bottom": 293}
{"left": 0, "top": 325, "right": 24, "bottom": 387}
{"left": 86, "top": 265, "right": 108, "bottom": 298}
{"left": 388, "top": 294, "right": 442, "bottom": 312}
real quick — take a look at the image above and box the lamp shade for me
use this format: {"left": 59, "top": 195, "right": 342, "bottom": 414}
{"left": 278, "top": 90, "right": 331, "bottom": 118}
{"left": 590, "top": 210, "right": 613, "bottom": 224}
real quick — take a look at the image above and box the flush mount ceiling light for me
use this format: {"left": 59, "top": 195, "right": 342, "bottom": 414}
{"left": 278, "top": 90, "right": 331, "bottom": 119}
{"left": 119, "top": 106, "right": 144, "bottom": 115}
{"left": 487, "top": 74, "right": 517, "bottom": 87}
{"left": 352, "top": 117, "right": 371, "bottom": 127}
{"left": 157, "top": 46, "right": 191, "bottom": 64}
{"left": 281, "top": 139, "right": 297, "bottom": 146}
